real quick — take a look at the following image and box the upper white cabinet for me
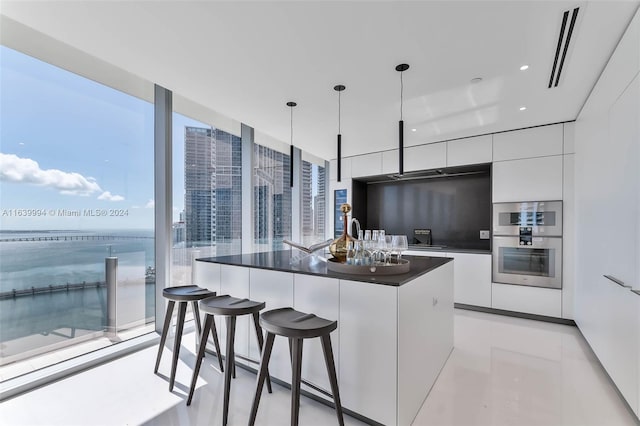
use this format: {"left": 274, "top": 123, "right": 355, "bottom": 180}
{"left": 350, "top": 152, "right": 382, "bottom": 178}
{"left": 492, "top": 155, "right": 563, "bottom": 202}
{"left": 404, "top": 142, "right": 446, "bottom": 172}
{"left": 493, "top": 124, "right": 563, "bottom": 161}
{"left": 330, "top": 157, "right": 352, "bottom": 181}
{"left": 381, "top": 149, "right": 399, "bottom": 175}
{"left": 447, "top": 135, "right": 492, "bottom": 166}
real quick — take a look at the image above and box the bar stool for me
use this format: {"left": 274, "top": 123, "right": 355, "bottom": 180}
{"left": 154, "top": 285, "right": 224, "bottom": 391}
{"left": 187, "top": 295, "right": 272, "bottom": 426}
{"left": 249, "top": 307, "right": 344, "bottom": 426}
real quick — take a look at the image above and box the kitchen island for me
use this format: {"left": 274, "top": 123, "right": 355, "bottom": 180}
{"left": 194, "top": 251, "right": 454, "bottom": 426}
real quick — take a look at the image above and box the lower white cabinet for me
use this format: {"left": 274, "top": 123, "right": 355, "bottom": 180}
{"left": 405, "top": 252, "right": 491, "bottom": 307}
{"left": 340, "top": 280, "right": 398, "bottom": 426}
{"left": 248, "top": 269, "right": 294, "bottom": 382}
{"left": 219, "top": 265, "right": 251, "bottom": 362}
{"left": 491, "top": 283, "right": 562, "bottom": 318}
{"left": 397, "top": 261, "right": 454, "bottom": 426}
{"left": 449, "top": 253, "right": 491, "bottom": 308}
{"left": 581, "top": 276, "right": 639, "bottom": 416}
{"left": 293, "top": 275, "right": 340, "bottom": 399}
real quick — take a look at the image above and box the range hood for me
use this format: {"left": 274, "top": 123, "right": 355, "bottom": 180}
{"left": 356, "top": 163, "right": 491, "bottom": 184}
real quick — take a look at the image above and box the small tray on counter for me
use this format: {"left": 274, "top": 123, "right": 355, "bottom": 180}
{"left": 326, "top": 258, "right": 410, "bottom": 275}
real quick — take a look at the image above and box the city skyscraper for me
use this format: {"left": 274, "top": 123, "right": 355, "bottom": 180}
{"left": 302, "top": 161, "right": 313, "bottom": 235}
{"left": 253, "top": 143, "right": 291, "bottom": 250}
{"left": 315, "top": 165, "right": 326, "bottom": 237}
{"left": 184, "top": 126, "right": 242, "bottom": 255}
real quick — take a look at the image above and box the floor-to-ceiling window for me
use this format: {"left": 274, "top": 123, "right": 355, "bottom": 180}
{"left": 0, "top": 46, "right": 155, "bottom": 379}
{"left": 172, "top": 112, "right": 242, "bottom": 286}
{"left": 253, "top": 143, "right": 291, "bottom": 252}
{"left": 301, "top": 158, "right": 327, "bottom": 246}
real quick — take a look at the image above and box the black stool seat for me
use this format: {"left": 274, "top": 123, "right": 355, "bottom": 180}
{"left": 260, "top": 307, "right": 337, "bottom": 339}
{"left": 249, "top": 308, "right": 344, "bottom": 426}
{"left": 162, "top": 285, "right": 215, "bottom": 301}
{"left": 187, "top": 295, "right": 272, "bottom": 426}
{"left": 155, "top": 285, "right": 223, "bottom": 392}
{"left": 199, "top": 294, "right": 265, "bottom": 316}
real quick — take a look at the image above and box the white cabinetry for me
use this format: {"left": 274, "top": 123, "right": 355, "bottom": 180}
{"left": 447, "top": 135, "right": 492, "bottom": 166}
{"left": 562, "top": 154, "right": 575, "bottom": 319}
{"left": 492, "top": 155, "right": 563, "bottom": 202}
{"left": 450, "top": 253, "right": 491, "bottom": 308}
{"left": 350, "top": 152, "right": 382, "bottom": 178}
{"left": 339, "top": 280, "right": 397, "bottom": 426}
{"left": 219, "top": 265, "right": 251, "bottom": 363}
{"left": 248, "top": 269, "right": 293, "bottom": 382}
{"left": 493, "top": 124, "right": 563, "bottom": 161}
{"left": 404, "top": 142, "right": 446, "bottom": 172}
{"left": 381, "top": 149, "right": 399, "bottom": 174}
{"left": 398, "top": 261, "right": 454, "bottom": 426}
{"left": 574, "top": 8, "right": 639, "bottom": 419}
{"left": 405, "top": 252, "right": 491, "bottom": 308}
{"left": 330, "top": 157, "right": 352, "bottom": 181}
{"left": 293, "top": 275, "right": 340, "bottom": 398}
{"left": 193, "top": 261, "right": 221, "bottom": 293}
{"left": 491, "top": 283, "right": 562, "bottom": 318}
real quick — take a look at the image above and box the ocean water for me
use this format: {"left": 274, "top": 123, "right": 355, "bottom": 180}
{"left": 0, "top": 229, "right": 155, "bottom": 292}
{"left": 0, "top": 229, "right": 156, "bottom": 354}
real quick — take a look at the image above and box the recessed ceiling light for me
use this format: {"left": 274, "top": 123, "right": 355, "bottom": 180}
{"left": 411, "top": 128, "right": 417, "bottom": 132}
{"left": 520, "top": 65, "right": 529, "bottom": 71}
{"left": 470, "top": 77, "right": 483, "bottom": 84}
{"left": 519, "top": 106, "right": 527, "bottom": 111}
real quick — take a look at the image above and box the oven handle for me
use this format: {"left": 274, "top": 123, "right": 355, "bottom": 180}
{"left": 603, "top": 274, "right": 631, "bottom": 288}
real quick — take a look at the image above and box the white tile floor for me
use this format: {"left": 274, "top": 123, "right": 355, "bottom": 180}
{"left": 0, "top": 309, "right": 636, "bottom": 425}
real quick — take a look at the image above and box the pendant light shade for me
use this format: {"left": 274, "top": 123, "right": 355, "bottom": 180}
{"left": 396, "top": 63, "right": 409, "bottom": 176}
{"left": 334, "top": 84, "right": 346, "bottom": 182}
{"left": 287, "top": 101, "right": 297, "bottom": 187}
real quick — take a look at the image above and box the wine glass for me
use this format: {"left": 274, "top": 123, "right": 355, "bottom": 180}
{"left": 383, "top": 235, "right": 393, "bottom": 264}
{"left": 392, "top": 235, "right": 409, "bottom": 261}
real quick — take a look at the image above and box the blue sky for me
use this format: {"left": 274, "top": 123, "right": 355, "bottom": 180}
{"left": 1, "top": 45, "right": 156, "bottom": 230}
{"left": 0, "top": 46, "right": 321, "bottom": 231}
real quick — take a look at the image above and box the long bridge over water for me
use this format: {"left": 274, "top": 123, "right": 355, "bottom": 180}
{"left": 0, "top": 235, "right": 154, "bottom": 243}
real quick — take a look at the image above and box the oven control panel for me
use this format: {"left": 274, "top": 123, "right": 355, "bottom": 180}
{"left": 519, "top": 227, "right": 533, "bottom": 245}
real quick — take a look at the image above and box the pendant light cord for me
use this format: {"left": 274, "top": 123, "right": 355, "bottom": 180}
{"left": 290, "top": 106, "right": 293, "bottom": 146}
{"left": 338, "top": 90, "right": 341, "bottom": 134}
{"left": 400, "top": 70, "right": 404, "bottom": 120}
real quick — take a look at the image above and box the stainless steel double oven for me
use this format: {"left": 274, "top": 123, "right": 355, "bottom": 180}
{"left": 492, "top": 201, "right": 563, "bottom": 289}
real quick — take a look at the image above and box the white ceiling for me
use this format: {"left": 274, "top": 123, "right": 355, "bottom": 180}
{"left": 1, "top": 1, "right": 639, "bottom": 161}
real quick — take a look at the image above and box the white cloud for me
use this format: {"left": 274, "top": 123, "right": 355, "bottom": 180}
{"left": 98, "top": 191, "right": 125, "bottom": 202}
{"left": 145, "top": 199, "right": 155, "bottom": 208}
{"left": 0, "top": 153, "right": 101, "bottom": 196}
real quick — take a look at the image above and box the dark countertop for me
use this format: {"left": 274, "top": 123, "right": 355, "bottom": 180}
{"left": 196, "top": 250, "right": 453, "bottom": 287}
{"left": 407, "top": 245, "right": 492, "bottom": 255}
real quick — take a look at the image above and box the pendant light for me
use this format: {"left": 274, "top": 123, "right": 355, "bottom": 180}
{"left": 334, "top": 84, "right": 346, "bottom": 182}
{"left": 396, "top": 63, "right": 409, "bottom": 176}
{"left": 287, "top": 101, "right": 296, "bottom": 187}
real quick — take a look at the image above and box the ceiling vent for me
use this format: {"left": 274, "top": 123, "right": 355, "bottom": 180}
{"left": 548, "top": 7, "right": 579, "bottom": 88}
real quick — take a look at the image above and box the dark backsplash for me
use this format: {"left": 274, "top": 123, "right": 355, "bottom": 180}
{"left": 352, "top": 166, "right": 491, "bottom": 251}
